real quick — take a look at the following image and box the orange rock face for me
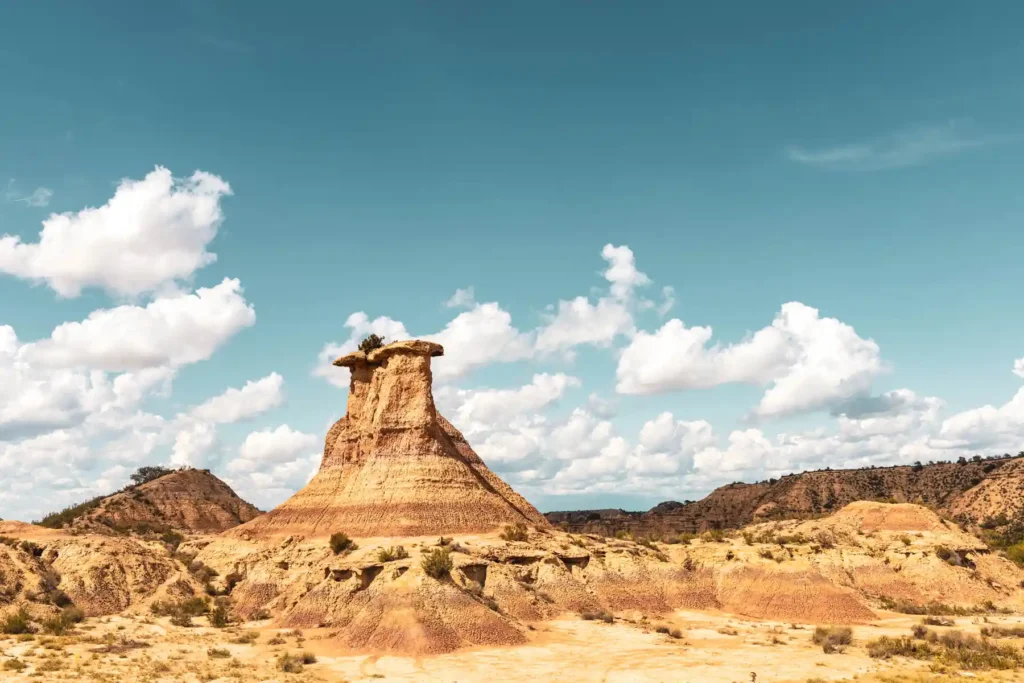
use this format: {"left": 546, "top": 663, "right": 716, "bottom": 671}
{"left": 237, "top": 340, "right": 548, "bottom": 538}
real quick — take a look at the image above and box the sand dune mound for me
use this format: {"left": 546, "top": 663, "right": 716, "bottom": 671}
{"left": 235, "top": 340, "right": 548, "bottom": 539}
{"left": 826, "top": 500, "right": 969, "bottom": 534}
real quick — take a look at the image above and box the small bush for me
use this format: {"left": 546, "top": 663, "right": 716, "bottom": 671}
{"left": 358, "top": 334, "right": 386, "bottom": 354}
{"left": 160, "top": 530, "right": 184, "bottom": 551}
{"left": 329, "top": 532, "right": 354, "bottom": 555}
{"left": 812, "top": 626, "right": 852, "bottom": 653}
{"left": 922, "top": 616, "right": 954, "bottom": 627}
{"left": 224, "top": 572, "right": 243, "bottom": 593}
{"left": 209, "top": 604, "right": 230, "bottom": 628}
{"left": 208, "top": 647, "right": 231, "bottom": 658}
{"left": 41, "top": 613, "right": 73, "bottom": 635}
{"left": 231, "top": 630, "right": 259, "bottom": 644}
{"left": 2, "top": 659, "right": 26, "bottom": 672}
{"left": 815, "top": 531, "right": 836, "bottom": 549}
{"left": 376, "top": 546, "right": 409, "bottom": 562}
{"left": 868, "top": 635, "right": 933, "bottom": 659}
{"left": 169, "top": 613, "right": 192, "bottom": 627}
{"left": 300, "top": 652, "right": 317, "bottom": 664}
{"left": 898, "top": 534, "right": 912, "bottom": 547}
{"left": 1, "top": 608, "right": 31, "bottom": 634}
{"left": 701, "top": 529, "right": 725, "bottom": 543}
{"left": 980, "top": 625, "right": 1024, "bottom": 639}
{"left": 581, "top": 610, "right": 613, "bottom": 623}
{"left": 421, "top": 548, "right": 453, "bottom": 579}
{"left": 1006, "top": 543, "right": 1024, "bottom": 567}
{"left": 757, "top": 548, "right": 774, "bottom": 560}
{"left": 500, "top": 523, "right": 529, "bottom": 542}
{"left": 189, "top": 561, "right": 218, "bottom": 583}
{"left": 277, "top": 652, "right": 304, "bottom": 673}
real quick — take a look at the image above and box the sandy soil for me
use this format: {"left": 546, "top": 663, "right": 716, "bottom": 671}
{"left": 3, "top": 609, "right": 1023, "bottom": 682}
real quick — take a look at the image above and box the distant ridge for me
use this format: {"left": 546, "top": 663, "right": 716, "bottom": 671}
{"left": 546, "top": 453, "right": 1024, "bottom": 536}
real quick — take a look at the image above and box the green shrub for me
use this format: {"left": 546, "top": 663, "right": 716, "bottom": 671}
{"left": 209, "top": 604, "right": 230, "bottom": 628}
{"left": 36, "top": 495, "right": 105, "bottom": 529}
{"left": 231, "top": 630, "right": 259, "bottom": 644}
{"left": 160, "top": 530, "right": 184, "bottom": 551}
{"left": 980, "top": 625, "right": 1024, "bottom": 638}
{"left": 1005, "top": 543, "right": 1024, "bottom": 567}
{"left": 376, "top": 546, "right": 409, "bottom": 562}
{"left": 130, "top": 466, "right": 173, "bottom": 485}
{"left": 358, "top": 334, "right": 386, "bottom": 354}
{"left": 2, "top": 659, "right": 26, "bottom": 672}
{"left": 329, "top": 532, "right": 354, "bottom": 555}
{"left": 421, "top": 548, "right": 453, "bottom": 579}
{"left": 867, "top": 635, "right": 933, "bottom": 659}
{"left": 581, "top": 610, "right": 614, "bottom": 623}
{"left": 169, "top": 612, "right": 192, "bottom": 628}
{"left": 208, "top": 647, "right": 230, "bottom": 658}
{"left": 701, "top": 529, "right": 725, "bottom": 543}
{"left": 277, "top": 652, "right": 304, "bottom": 673}
{"left": 61, "top": 606, "right": 85, "bottom": 624}
{"left": 0, "top": 608, "right": 31, "bottom": 635}
{"left": 812, "top": 626, "right": 853, "bottom": 653}
{"left": 189, "top": 561, "right": 218, "bottom": 583}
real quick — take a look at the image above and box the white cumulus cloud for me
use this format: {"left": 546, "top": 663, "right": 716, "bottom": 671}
{"left": 616, "top": 302, "right": 883, "bottom": 419}
{"left": 190, "top": 373, "right": 284, "bottom": 424}
{"left": 24, "top": 278, "right": 255, "bottom": 371}
{"left": 0, "top": 167, "right": 231, "bottom": 298}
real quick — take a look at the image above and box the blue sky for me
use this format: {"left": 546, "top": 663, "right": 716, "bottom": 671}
{"left": 1, "top": 2, "right": 1022, "bottom": 519}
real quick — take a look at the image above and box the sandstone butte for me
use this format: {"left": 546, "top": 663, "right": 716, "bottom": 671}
{"left": 234, "top": 339, "right": 548, "bottom": 539}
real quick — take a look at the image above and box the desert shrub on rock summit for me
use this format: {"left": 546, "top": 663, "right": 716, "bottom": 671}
{"left": 358, "top": 334, "right": 386, "bottom": 354}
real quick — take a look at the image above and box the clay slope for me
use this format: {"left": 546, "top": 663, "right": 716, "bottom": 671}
{"left": 235, "top": 340, "right": 548, "bottom": 539}
{"left": 0, "top": 521, "right": 202, "bottom": 619}
{"left": 61, "top": 468, "right": 261, "bottom": 534}
{"left": 190, "top": 501, "right": 1024, "bottom": 655}
{"left": 549, "top": 454, "right": 1024, "bottom": 537}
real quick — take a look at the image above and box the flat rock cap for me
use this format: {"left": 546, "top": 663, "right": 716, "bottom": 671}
{"left": 333, "top": 339, "right": 444, "bottom": 367}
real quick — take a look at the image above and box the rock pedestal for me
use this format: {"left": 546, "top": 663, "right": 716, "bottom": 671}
{"left": 238, "top": 340, "right": 548, "bottom": 538}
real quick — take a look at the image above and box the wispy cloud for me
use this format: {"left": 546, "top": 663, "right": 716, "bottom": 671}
{"left": 5, "top": 180, "right": 53, "bottom": 207}
{"left": 785, "top": 121, "right": 1011, "bottom": 171}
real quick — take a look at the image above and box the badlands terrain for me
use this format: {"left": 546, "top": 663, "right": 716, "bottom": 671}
{"left": 1, "top": 339, "right": 1023, "bottom": 681}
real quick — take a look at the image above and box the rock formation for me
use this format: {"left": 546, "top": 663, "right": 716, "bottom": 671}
{"left": 60, "top": 468, "right": 261, "bottom": 534}
{"left": 236, "top": 340, "right": 548, "bottom": 538}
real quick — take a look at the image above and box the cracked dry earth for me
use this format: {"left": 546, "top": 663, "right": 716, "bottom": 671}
{"left": 2, "top": 610, "right": 1024, "bottom": 682}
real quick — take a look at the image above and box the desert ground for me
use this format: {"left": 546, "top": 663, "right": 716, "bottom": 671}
{"left": 3, "top": 608, "right": 1024, "bottom": 682}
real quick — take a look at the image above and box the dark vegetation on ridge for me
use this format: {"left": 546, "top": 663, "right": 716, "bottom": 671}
{"left": 36, "top": 466, "right": 177, "bottom": 529}
{"left": 32, "top": 466, "right": 259, "bottom": 535}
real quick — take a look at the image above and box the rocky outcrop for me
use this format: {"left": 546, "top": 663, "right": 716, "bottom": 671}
{"left": 66, "top": 468, "right": 261, "bottom": 534}
{"left": 235, "top": 340, "right": 548, "bottom": 539}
